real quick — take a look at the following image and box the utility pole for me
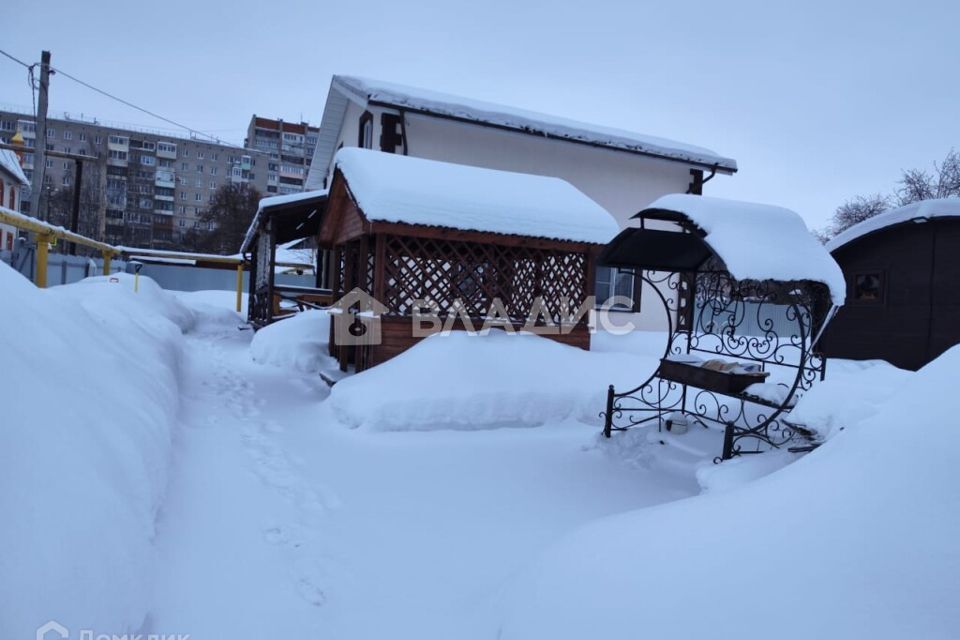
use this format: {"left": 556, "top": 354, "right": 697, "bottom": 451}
{"left": 30, "top": 50, "right": 52, "bottom": 221}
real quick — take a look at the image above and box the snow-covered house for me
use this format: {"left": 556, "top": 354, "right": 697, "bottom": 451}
{"left": 822, "top": 198, "right": 960, "bottom": 370}
{"left": 319, "top": 147, "right": 620, "bottom": 370}
{"left": 304, "top": 76, "right": 737, "bottom": 313}
{"left": 0, "top": 149, "right": 29, "bottom": 253}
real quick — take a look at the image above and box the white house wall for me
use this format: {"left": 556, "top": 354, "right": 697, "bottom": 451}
{"left": 398, "top": 112, "right": 694, "bottom": 228}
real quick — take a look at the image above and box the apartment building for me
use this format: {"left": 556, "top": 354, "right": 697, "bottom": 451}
{"left": 245, "top": 116, "right": 319, "bottom": 195}
{"left": 0, "top": 108, "right": 270, "bottom": 249}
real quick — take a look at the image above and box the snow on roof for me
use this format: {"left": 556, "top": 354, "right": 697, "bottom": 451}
{"left": 258, "top": 189, "right": 328, "bottom": 211}
{"left": 334, "top": 147, "right": 620, "bottom": 244}
{"left": 240, "top": 189, "right": 329, "bottom": 253}
{"left": 825, "top": 198, "right": 960, "bottom": 252}
{"left": 306, "top": 75, "right": 737, "bottom": 189}
{"left": 0, "top": 149, "right": 29, "bottom": 186}
{"left": 643, "top": 194, "right": 846, "bottom": 305}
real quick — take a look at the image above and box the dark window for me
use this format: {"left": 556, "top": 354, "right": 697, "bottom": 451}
{"left": 358, "top": 111, "right": 374, "bottom": 149}
{"left": 854, "top": 272, "right": 884, "bottom": 303}
{"left": 380, "top": 113, "right": 404, "bottom": 153}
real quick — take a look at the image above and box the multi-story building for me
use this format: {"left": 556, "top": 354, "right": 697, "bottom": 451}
{"left": 245, "top": 116, "right": 319, "bottom": 195}
{"left": 0, "top": 107, "right": 270, "bottom": 249}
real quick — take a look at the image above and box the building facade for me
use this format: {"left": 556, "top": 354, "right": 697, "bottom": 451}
{"left": 304, "top": 76, "right": 737, "bottom": 326}
{"left": 0, "top": 148, "right": 30, "bottom": 252}
{"left": 0, "top": 108, "right": 271, "bottom": 249}
{"left": 245, "top": 116, "right": 319, "bottom": 196}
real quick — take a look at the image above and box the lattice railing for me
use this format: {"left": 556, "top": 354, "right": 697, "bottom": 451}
{"left": 381, "top": 234, "right": 589, "bottom": 324}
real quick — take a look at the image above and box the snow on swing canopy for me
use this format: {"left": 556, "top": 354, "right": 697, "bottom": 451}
{"left": 603, "top": 193, "right": 846, "bottom": 306}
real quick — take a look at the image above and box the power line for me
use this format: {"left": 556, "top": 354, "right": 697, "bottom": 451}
{"left": 2, "top": 47, "right": 245, "bottom": 147}
{"left": 49, "top": 65, "right": 229, "bottom": 145}
{"left": 0, "top": 47, "right": 32, "bottom": 69}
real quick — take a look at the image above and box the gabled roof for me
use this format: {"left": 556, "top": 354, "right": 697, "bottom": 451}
{"left": 825, "top": 198, "right": 960, "bottom": 252}
{"left": 305, "top": 75, "right": 737, "bottom": 190}
{"left": 333, "top": 147, "right": 619, "bottom": 245}
{"left": 0, "top": 149, "right": 29, "bottom": 186}
{"left": 602, "top": 194, "right": 846, "bottom": 305}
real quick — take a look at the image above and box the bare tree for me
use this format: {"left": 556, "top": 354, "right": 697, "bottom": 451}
{"left": 897, "top": 149, "right": 960, "bottom": 205}
{"left": 820, "top": 148, "right": 959, "bottom": 241}
{"left": 829, "top": 194, "right": 890, "bottom": 237}
{"left": 182, "top": 183, "right": 261, "bottom": 254}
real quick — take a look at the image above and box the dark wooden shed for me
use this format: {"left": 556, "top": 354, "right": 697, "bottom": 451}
{"left": 318, "top": 148, "right": 619, "bottom": 372}
{"left": 822, "top": 199, "right": 960, "bottom": 370}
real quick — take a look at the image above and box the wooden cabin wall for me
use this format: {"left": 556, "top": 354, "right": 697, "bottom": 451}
{"left": 823, "top": 220, "right": 960, "bottom": 370}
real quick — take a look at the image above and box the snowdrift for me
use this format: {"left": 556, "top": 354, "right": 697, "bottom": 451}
{"left": 498, "top": 346, "right": 960, "bottom": 639}
{"left": 328, "top": 330, "right": 660, "bottom": 430}
{"left": 0, "top": 266, "right": 189, "bottom": 637}
{"left": 250, "top": 310, "right": 337, "bottom": 374}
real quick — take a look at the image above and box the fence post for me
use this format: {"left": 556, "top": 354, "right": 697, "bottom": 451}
{"left": 34, "top": 234, "right": 50, "bottom": 288}
{"left": 235, "top": 263, "right": 244, "bottom": 313}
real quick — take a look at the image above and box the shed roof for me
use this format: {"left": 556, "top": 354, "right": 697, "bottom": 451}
{"left": 306, "top": 75, "right": 737, "bottom": 190}
{"left": 825, "top": 198, "right": 960, "bottom": 252}
{"left": 334, "top": 147, "right": 620, "bottom": 245}
{"left": 0, "top": 149, "right": 29, "bottom": 186}
{"left": 240, "top": 189, "right": 328, "bottom": 253}
{"left": 602, "top": 194, "right": 846, "bottom": 305}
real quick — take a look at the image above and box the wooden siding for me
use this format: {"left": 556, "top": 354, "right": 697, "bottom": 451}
{"left": 823, "top": 218, "right": 960, "bottom": 370}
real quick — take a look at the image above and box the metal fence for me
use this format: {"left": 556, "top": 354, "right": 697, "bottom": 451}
{"left": 2, "top": 242, "right": 314, "bottom": 293}
{"left": 1, "top": 244, "right": 126, "bottom": 286}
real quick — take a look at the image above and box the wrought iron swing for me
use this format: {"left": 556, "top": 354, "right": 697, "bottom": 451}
{"left": 599, "top": 209, "right": 836, "bottom": 462}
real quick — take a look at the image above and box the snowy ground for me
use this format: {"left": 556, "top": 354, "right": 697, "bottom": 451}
{"left": 3, "top": 273, "right": 958, "bottom": 639}
{"left": 146, "top": 295, "right": 695, "bottom": 640}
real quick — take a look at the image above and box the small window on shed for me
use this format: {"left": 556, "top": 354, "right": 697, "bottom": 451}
{"left": 854, "top": 272, "right": 883, "bottom": 302}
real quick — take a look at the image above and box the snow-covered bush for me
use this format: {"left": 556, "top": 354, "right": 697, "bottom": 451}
{"left": 250, "top": 310, "right": 336, "bottom": 374}
{"left": 0, "top": 266, "right": 187, "bottom": 637}
{"left": 497, "top": 346, "right": 960, "bottom": 639}
{"left": 329, "top": 330, "right": 660, "bottom": 430}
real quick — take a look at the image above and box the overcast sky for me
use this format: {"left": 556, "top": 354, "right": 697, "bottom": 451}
{"left": 2, "top": 0, "right": 957, "bottom": 230}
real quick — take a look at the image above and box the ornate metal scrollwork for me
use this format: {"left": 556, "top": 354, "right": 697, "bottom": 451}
{"left": 600, "top": 267, "right": 831, "bottom": 462}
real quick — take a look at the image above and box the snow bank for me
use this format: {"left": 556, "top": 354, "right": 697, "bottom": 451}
{"left": 0, "top": 266, "right": 187, "bottom": 637}
{"left": 328, "top": 331, "right": 659, "bottom": 430}
{"left": 250, "top": 310, "right": 337, "bottom": 374}
{"left": 791, "top": 358, "right": 911, "bottom": 439}
{"left": 334, "top": 147, "right": 620, "bottom": 244}
{"left": 498, "top": 347, "right": 960, "bottom": 639}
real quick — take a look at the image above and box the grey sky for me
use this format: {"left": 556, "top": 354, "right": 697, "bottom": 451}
{"left": 2, "top": 0, "right": 957, "bottom": 230}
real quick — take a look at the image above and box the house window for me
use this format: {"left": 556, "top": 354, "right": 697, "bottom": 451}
{"left": 141, "top": 155, "right": 156, "bottom": 166}
{"left": 358, "top": 111, "right": 374, "bottom": 149}
{"left": 854, "top": 272, "right": 884, "bottom": 303}
{"left": 596, "top": 267, "right": 639, "bottom": 311}
{"left": 63, "top": 130, "right": 72, "bottom": 140}
{"left": 79, "top": 132, "right": 86, "bottom": 142}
